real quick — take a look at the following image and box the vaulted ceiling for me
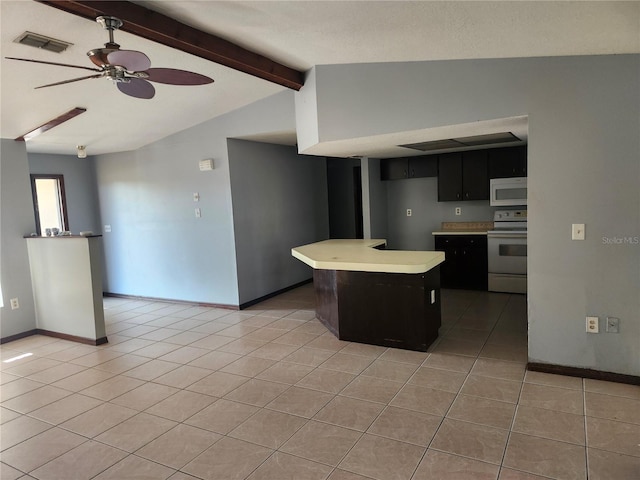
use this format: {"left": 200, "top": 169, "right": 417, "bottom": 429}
{"left": 1, "top": 1, "right": 638, "bottom": 157}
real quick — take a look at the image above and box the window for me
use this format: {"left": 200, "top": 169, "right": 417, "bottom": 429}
{"left": 30, "top": 174, "right": 69, "bottom": 235}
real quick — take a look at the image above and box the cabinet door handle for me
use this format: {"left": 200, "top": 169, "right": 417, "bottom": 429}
{"left": 456, "top": 192, "right": 461, "bottom": 199}
{"left": 465, "top": 192, "right": 469, "bottom": 198}
{"left": 411, "top": 169, "right": 415, "bottom": 177}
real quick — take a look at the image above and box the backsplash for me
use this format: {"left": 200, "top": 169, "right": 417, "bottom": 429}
{"left": 441, "top": 221, "right": 494, "bottom": 231}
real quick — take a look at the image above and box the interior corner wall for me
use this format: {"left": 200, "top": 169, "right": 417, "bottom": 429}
{"left": 1, "top": 139, "right": 37, "bottom": 338}
{"left": 94, "top": 90, "right": 296, "bottom": 307}
{"left": 299, "top": 55, "right": 640, "bottom": 376}
{"left": 294, "top": 66, "right": 321, "bottom": 151}
{"left": 228, "top": 139, "right": 329, "bottom": 305}
{"left": 28, "top": 153, "right": 102, "bottom": 234}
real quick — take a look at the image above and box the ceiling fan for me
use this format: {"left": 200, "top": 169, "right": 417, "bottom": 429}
{"left": 6, "top": 16, "right": 213, "bottom": 99}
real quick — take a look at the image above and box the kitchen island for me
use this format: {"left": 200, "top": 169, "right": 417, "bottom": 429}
{"left": 292, "top": 239, "right": 444, "bottom": 351}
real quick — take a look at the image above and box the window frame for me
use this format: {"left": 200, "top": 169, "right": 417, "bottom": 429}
{"left": 30, "top": 174, "right": 70, "bottom": 235}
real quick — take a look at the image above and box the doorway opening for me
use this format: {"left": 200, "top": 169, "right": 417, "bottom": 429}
{"left": 30, "top": 174, "right": 69, "bottom": 235}
{"left": 327, "top": 158, "right": 364, "bottom": 239}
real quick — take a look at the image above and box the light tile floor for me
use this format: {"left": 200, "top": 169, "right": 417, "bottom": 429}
{"left": 1, "top": 286, "right": 639, "bottom": 480}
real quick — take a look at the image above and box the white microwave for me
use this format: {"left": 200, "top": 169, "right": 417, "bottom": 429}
{"left": 490, "top": 177, "right": 527, "bottom": 206}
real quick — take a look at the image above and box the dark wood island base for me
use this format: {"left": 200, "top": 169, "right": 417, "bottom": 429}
{"left": 313, "top": 267, "right": 441, "bottom": 352}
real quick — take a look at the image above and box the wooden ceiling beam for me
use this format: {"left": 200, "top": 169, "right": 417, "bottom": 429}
{"left": 36, "top": 0, "right": 305, "bottom": 90}
{"left": 15, "top": 107, "right": 87, "bottom": 141}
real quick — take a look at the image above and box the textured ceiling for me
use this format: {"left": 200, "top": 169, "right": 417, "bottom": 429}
{"left": 1, "top": 1, "right": 638, "bottom": 157}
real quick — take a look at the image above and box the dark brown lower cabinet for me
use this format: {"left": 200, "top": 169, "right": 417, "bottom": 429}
{"left": 434, "top": 235, "right": 488, "bottom": 290}
{"left": 313, "top": 267, "right": 441, "bottom": 352}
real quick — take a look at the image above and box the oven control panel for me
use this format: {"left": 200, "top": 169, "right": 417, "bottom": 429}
{"left": 494, "top": 210, "right": 527, "bottom": 221}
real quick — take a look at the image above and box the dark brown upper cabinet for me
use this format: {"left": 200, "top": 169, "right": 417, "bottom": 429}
{"left": 380, "top": 156, "right": 437, "bottom": 181}
{"left": 437, "top": 150, "right": 489, "bottom": 201}
{"left": 488, "top": 146, "right": 527, "bottom": 178}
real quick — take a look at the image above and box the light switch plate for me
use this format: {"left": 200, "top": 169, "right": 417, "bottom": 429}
{"left": 572, "top": 223, "right": 585, "bottom": 240}
{"left": 606, "top": 317, "right": 620, "bottom": 333}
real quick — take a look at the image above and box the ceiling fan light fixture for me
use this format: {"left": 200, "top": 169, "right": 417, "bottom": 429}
{"left": 77, "top": 145, "right": 87, "bottom": 158}
{"left": 7, "top": 15, "right": 214, "bottom": 100}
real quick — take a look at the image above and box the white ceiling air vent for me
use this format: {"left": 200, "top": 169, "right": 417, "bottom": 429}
{"left": 400, "top": 139, "right": 465, "bottom": 152}
{"left": 400, "top": 132, "right": 521, "bottom": 152}
{"left": 453, "top": 132, "right": 520, "bottom": 146}
{"left": 14, "top": 32, "right": 72, "bottom": 53}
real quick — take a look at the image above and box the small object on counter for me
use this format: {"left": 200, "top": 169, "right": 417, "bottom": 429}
{"left": 52, "top": 228, "right": 60, "bottom": 236}
{"left": 45, "top": 228, "right": 52, "bottom": 236}
{"left": 80, "top": 231, "right": 94, "bottom": 237}
{"left": 30, "top": 232, "right": 37, "bottom": 237}
{"left": 62, "top": 231, "right": 72, "bottom": 236}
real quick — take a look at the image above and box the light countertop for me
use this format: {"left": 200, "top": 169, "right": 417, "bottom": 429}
{"left": 292, "top": 239, "right": 445, "bottom": 274}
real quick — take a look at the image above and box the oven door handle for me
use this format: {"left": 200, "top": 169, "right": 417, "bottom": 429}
{"left": 487, "top": 233, "right": 527, "bottom": 239}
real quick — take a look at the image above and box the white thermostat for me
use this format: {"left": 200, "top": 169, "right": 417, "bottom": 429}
{"left": 199, "top": 159, "right": 214, "bottom": 171}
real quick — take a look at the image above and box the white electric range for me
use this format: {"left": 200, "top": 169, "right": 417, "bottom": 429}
{"left": 487, "top": 209, "right": 527, "bottom": 294}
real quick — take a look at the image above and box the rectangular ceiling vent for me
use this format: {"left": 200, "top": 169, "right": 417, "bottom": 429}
{"left": 14, "top": 32, "right": 73, "bottom": 53}
{"left": 400, "top": 132, "right": 521, "bottom": 152}
{"left": 400, "top": 139, "right": 464, "bottom": 152}
{"left": 454, "top": 132, "right": 520, "bottom": 146}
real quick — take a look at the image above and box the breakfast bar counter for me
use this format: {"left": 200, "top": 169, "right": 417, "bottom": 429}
{"left": 25, "top": 235, "right": 106, "bottom": 345}
{"left": 292, "top": 239, "right": 445, "bottom": 351}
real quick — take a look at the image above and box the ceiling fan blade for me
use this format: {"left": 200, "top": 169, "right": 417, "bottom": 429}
{"left": 145, "top": 68, "right": 214, "bottom": 85}
{"left": 117, "top": 78, "right": 155, "bottom": 99}
{"left": 107, "top": 50, "right": 151, "bottom": 72}
{"left": 35, "top": 74, "right": 104, "bottom": 89}
{"left": 5, "top": 57, "right": 101, "bottom": 72}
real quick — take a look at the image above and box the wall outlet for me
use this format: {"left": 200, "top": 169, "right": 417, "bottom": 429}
{"left": 104, "top": 225, "right": 112, "bottom": 233}
{"left": 455, "top": 207, "right": 462, "bottom": 216}
{"left": 406, "top": 208, "right": 412, "bottom": 217}
{"left": 195, "top": 208, "right": 202, "bottom": 218}
{"left": 606, "top": 317, "right": 620, "bottom": 333}
{"left": 10, "top": 298, "right": 19, "bottom": 310}
{"left": 193, "top": 192, "right": 200, "bottom": 202}
{"left": 586, "top": 316, "right": 599, "bottom": 333}
{"left": 572, "top": 223, "right": 585, "bottom": 240}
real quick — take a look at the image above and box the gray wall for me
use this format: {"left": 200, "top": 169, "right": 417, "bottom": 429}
{"left": 0, "top": 139, "right": 36, "bottom": 338}
{"left": 385, "top": 176, "right": 495, "bottom": 250}
{"left": 297, "top": 55, "right": 640, "bottom": 376}
{"left": 94, "top": 91, "right": 298, "bottom": 306}
{"left": 228, "top": 139, "right": 329, "bottom": 305}
{"left": 28, "top": 153, "right": 102, "bottom": 234}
